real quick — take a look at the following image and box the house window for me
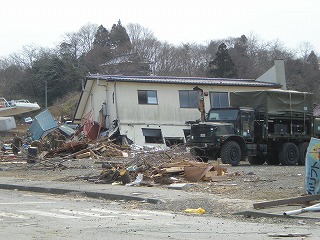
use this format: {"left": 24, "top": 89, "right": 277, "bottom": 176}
{"left": 138, "top": 90, "right": 158, "bottom": 104}
{"left": 142, "top": 128, "right": 163, "bottom": 143}
{"left": 210, "top": 92, "right": 229, "bottom": 108}
{"left": 179, "top": 90, "right": 199, "bottom": 108}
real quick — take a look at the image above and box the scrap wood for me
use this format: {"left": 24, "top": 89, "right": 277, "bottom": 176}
{"left": 253, "top": 194, "right": 320, "bottom": 209}
{"left": 89, "top": 149, "right": 100, "bottom": 159}
{"left": 64, "top": 148, "right": 93, "bottom": 159}
{"left": 97, "top": 143, "right": 127, "bottom": 157}
{"left": 267, "top": 233, "right": 311, "bottom": 238}
{"left": 158, "top": 166, "right": 185, "bottom": 174}
{"left": 45, "top": 141, "right": 88, "bottom": 158}
{"left": 76, "top": 152, "right": 91, "bottom": 159}
{"left": 184, "top": 165, "right": 213, "bottom": 182}
{"left": 158, "top": 159, "right": 208, "bottom": 168}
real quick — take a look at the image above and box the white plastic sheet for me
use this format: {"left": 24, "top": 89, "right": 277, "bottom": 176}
{"left": 305, "top": 137, "right": 320, "bottom": 194}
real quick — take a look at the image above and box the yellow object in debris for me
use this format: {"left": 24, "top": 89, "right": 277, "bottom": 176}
{"left": 184, "top": 208, "right": 206, "bottom": 214}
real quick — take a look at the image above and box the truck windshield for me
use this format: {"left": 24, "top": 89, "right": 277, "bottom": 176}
{"left": 207, "top": 109, "right": 239, "bottom": 121}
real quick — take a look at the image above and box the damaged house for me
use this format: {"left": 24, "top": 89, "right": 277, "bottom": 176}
{"left": 73, "top": 60, "right": 286, "bottom": 147}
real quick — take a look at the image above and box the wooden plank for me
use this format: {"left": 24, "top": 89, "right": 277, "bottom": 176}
{"left": 160, "top": 166, "right": 185, "bottom": 174}
{"left": 184, "top": 166, "right": 208, "bottom": 182}
{"left": 89, "top": 149, "right": 99, "bottom": 159}
{"left": 76, "top": 152, "right": 91, "bottom": 159}
{"left": 63, "top": 148, "right": 91, "bottom": 159}
{"left": 253, "top": 194, "right": 320, "bottom": 209}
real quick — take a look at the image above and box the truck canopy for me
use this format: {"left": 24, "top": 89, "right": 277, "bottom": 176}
{"left": 229, "top": 90, "right": 314, "bottom": 115}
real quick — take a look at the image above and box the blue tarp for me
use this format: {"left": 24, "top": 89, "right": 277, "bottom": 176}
{"left": 29, "top": 110, "right": 58, "bottom": 140}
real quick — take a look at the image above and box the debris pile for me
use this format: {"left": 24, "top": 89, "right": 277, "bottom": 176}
{"left": 0, "top": 114, "right": 231, "bottom": 187}
{"left": 73, "top": 144, "right": 230, "bottom": 186}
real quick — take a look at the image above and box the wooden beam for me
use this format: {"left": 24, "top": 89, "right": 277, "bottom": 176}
{"left": 253, "top": 194, "right": 320, "bottom": 209}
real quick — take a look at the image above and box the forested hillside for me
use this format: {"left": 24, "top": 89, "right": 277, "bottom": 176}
{"left": 0, "top": 20, "right": 319, "bottom": 113}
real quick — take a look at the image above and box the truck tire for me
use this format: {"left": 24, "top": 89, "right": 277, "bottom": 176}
{"left": 221, "top": 141, "right": 241, "bottom": 166}
{"left": 278, "top": 142, "right": 299, "bottom": 166}
{"left": 248, "top": 156, "right": 266, "bottom": 165}
{"left": 298, "top": 142, "right": 309, "bottom": 166}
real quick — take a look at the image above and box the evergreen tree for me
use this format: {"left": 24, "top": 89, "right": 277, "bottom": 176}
{"left": 207, "top": 43, "right": 237, "bottom": 78}
{"left": 307, "top": 50, "right": 319, "bottom": 70}
{"left": 93, "top": 25, "right": 110, "bottom": 47}
{"left": 109, "top": 20, "right": 132, "bottom": 54}
{"left": 228, "top": 35, "right": 253, "bottom": 78}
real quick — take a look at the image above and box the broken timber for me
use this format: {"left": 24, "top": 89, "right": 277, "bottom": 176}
{"left": 253, "top": 194, "right": 320, "bottom": 209}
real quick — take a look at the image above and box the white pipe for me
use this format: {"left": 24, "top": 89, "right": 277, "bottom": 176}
{"left": 283, "top": 203, "right": 320, "bottom": 216}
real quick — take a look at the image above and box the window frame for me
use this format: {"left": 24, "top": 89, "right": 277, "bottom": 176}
{"left": 142, "top": 128, "right": 164, "bottom": 143}
{"left": 138, "top": 90, "right": 158, "bottom": 105}
{"left": 179, "top": 90, "right": 199, "bottom": 108}
{"left": 209, "top": 92, "right": 229, "bottom": 108}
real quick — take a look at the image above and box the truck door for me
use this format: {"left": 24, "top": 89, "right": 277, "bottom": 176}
{"left": 240, "top": 111, "right": 255, "bottom": 142}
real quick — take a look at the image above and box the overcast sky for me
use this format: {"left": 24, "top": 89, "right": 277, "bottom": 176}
{"left": 0, "top": 0, "right": 319, "bottom": 57}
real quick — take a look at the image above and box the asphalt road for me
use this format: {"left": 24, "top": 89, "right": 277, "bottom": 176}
{"left": 0, "top": 189, "right": 318, "bottom": 240}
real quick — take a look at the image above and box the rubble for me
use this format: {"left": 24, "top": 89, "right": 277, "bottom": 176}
{"left": 1, "top": 121, "right": 231, "bottom": 187}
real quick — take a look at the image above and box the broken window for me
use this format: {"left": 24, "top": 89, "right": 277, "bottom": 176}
{"left": 165, "top": 137, "right": 184, "bottom": 147}
{"left": 138, "top": 90, "right": 158, "bottom": 104}
{"left": 142, "top": 128, "right": 163, "bottom": 143}
{"left": 210, "top": 92, "right": 229, "bottom": 108}
{"left": 179, "top": 90, "right": 199, "bottom": 108}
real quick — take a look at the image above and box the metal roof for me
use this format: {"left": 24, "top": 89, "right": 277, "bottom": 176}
{"left": 86, "top": 74, "right": 281, "bottom": 88}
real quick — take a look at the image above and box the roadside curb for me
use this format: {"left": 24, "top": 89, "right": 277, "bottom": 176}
{"left": 0, "top": 183, "right": 162, "bottom": 204}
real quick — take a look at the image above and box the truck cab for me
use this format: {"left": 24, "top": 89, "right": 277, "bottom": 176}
{"left": 189, "top": 107, "right": 255, "bottom": 165}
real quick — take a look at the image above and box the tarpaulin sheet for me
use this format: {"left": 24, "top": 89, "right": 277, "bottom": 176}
{"left": 230, "top": 90, "right": 313, "bottom": 115}
{"left": 305, "top": 137, "right": 320, "bottom": 194}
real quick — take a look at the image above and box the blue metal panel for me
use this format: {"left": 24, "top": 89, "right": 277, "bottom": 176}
{"left": 59, "top": 124, "right": 76, "bottom": 137}
{"left": 29, "top": 110, "right": 58, "bottom": 140}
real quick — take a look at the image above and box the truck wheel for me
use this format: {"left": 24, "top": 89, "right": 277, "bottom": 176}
{"left": 248, "top": 156, "right": 266, "bottom": 165}
{"left": 221, "top": 141, "right": 241, "bottom": 166}
{"left": 298, "top": 142, "right": 309, "bottom": 166}
{"left": 278, "top": 142, "right": 299, "bottom": 166}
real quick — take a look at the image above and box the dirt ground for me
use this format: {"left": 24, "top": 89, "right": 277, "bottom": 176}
{"left": 0, "top": 157, "right": 306, "bottom": 201}
{"left": 0, "top": 124, "right": 313, "bottom": 225}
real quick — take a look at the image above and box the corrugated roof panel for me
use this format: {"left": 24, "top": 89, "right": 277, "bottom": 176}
{"left": 29, "top": 110, "right": 58, "bottom": 140}
{"left": 86, "top": 74, "right": 281, "bottom": 88}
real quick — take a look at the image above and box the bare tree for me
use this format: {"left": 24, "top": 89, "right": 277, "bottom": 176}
{"left": 6, "top": 44, "right": 44, "bottom": 69}
{"left": 60, "top": 23, "right": 98, "bottom": 59}
{"left": 297, "top": 42, "right": 315, "bottom": 61}
{"left": 78, "top": 23, "right": 98, "bottom": 53}
{"left": 126, "top": 23, "right": 161, "bottom": 72}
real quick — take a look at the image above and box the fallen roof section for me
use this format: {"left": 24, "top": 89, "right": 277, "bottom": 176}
{"left": 29, "top": 110, "right": 58, "bottom": 140}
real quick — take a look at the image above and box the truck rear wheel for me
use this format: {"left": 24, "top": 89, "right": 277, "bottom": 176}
{"left": 248, "top": 156, "right": 266, "bottom": 165}
{"left": 221, "top": 141, "right": 241, "bottom": 166}
{"left": 298, "top": 142, "right": 309, "bottom": 166}
{"left": 279, "top": 142, "right": 299, "bottom": 166}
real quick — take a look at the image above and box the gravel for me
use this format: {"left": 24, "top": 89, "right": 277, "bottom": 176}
{"left": 0, "top": 157, "right": 309, "bottom": 221}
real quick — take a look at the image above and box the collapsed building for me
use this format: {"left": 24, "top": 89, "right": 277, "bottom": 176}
{"left": 73, "top": 60, "right": 286, "bottom": 148}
